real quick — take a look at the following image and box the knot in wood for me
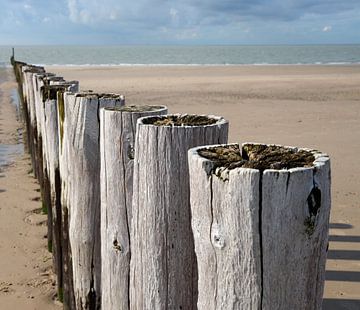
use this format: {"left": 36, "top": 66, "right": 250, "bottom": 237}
{"left": 211, "top": 223, "right": 225, "bottom": 249}
{"left": 304, "top": 187, "right": 322, "bottom": 237}
{"left": 113, "top": 239, "right": 122, "bottom": 252}
{"left": 127, "top": 145, "right": 134, "bottom": 160}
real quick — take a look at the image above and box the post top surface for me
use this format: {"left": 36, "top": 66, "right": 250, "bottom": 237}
{"left": 195, "top": 143, "right": 328, "bottom": 172}
{"left": 140, "top": 114, "right": 227, "bottom": 127}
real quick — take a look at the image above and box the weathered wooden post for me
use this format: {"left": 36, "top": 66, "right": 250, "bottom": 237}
{"left": 60, "top": 92, "right": 125, "bottom": 309}
{"left": 130, "top": 114, "right": 228, "bottom": 309}
{"left": 188, "top": 143, "right": 331, "bottom": 310}
{"left": 21, "top": 65, "right": 45, "bottom": 177}
{"left": 33, "top": 73, "right": 65, "bottom": 248}
{"left": 100, "top": 105, "right": 168, "bottom": 310}
{"left": 42, "top": 81, "right": 79, "bottom": 303}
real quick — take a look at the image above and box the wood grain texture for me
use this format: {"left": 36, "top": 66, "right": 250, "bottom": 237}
{"left": 63, "top": 93, "right": 124, "bottom": 310}
{"left": 188, "top": 145, "right": 262, "bottom": 310}
{"left": 130, "top": 114, "right": 228, "bottom": 310}
{"left": 22, "top": 66, "right": 45, "bottom": 178}
{"left": 33, "top": 73, "right": 64, "bottom": 253}
{"left": 188, "top": 143, "right": 331, "bottom": 310}
{"left": 42, "top": 81, "right": 79, "bottom": 301}
{"left": 100, "top": 106, "right": 168, "bottom": 310}
{"left": 59, "top": 91, "right": 77, "bottom": 310}
{"left": 261, "top": 148, "right": 331, "bottom": 310}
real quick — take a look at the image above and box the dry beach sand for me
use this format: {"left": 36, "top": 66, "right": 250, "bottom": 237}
{"left": 1, "top": 64, "right": 360, "bottom": 309}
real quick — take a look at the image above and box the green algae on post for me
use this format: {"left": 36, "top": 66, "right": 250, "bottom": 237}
{"left": 57, "top": 91, "right": 65, "bottom": 146}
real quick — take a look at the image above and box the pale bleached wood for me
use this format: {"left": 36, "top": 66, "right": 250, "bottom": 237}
{"left": 62, "top": 93, "right": 125, "bottom": 309}
{"left": 33, "top": 73, "right": 65, "bottom": 252}
{"left": 261, "top": 147, "right": 331, "bottom": 310}
{"left": 59, "top": 91, "right": 77, "bottom": 309}
{"left": 100, "top": 105, "right": 168, "bottom": 310}
{"left": 188, "top": 142, "right": 331, "bottom": 310}
{"left": 22, "top": 66, "right": 45, "bottom": 178}
{"left": 42, "top": 81, "right": 79, "bottom": 301}
{"left": 130, "top": 114, "right": 228, "bottom": 310}
{"left": 188, "top": 144, "right": 262, "bottom": 310}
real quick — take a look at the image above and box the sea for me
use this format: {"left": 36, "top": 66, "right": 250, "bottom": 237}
{"left": 0, "top": 45, "right": 360, "bottom": 67}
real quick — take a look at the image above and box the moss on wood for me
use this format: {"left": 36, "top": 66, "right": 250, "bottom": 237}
{"left": 57, "top": 91, "right": 65, "bottom": 146}
{"left": 105, "top": 105, "right": 165, "bottom": 112}
{"left": 198, "top": 144, "right": 315, "bottom": 172}
{"left": 143, "top": 114, "right": 218, "bottom": 126}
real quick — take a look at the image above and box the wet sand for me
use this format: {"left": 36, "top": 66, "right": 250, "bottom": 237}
{"left": 0, "top": 68, "right": 60, "bottom": 309}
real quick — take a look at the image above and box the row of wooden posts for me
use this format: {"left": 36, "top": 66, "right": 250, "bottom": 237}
{"left": 11, "top": 56, "right": 331, "bottom": 310}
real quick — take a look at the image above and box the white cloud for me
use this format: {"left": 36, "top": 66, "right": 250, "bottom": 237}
{"left": 24, "top": 4, "right": 32, "bottom": 10}
{"left": 322, "top": 25, "right": 332, "bottom": 32}
{"left": 67, "top": 0, "right": 78, "bottom": 22}
{"left": 42, "top": 17, "right": 50, "bottom": 23}
{"left": 176, "top": 28, "right": 198, "bottom": 40}
{"left": 109, "top": 11, "right": 119, "bottom": 21}
{"left": 67, "top": 0, "right": 122, "bottom": 24}
{"left": 170, "top": 8, "right": 179, "bottom": 20}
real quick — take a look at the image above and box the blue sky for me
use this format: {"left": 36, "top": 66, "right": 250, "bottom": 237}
{"left": 0, "top": 0, "right": 360, "bottom": 45}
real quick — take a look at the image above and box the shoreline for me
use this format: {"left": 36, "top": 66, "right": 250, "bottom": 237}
{"left": 2, "top": 63, "right": 360, "bottom": 69}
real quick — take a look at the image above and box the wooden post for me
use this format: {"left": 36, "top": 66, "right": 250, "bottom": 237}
{"left": 60, "top": 92, "right": 125, "bottom": 310}
{"left": 188, "top": 143, "right": 331, "bottom": 310}
{"left": 10, "top": 47, "right": 15, "bottom": 65}
{"left": 130, "top": 114, "right": 228, "bottom": 309}
{"left": 100, "top": 105, "right": 168, "bottom": 310}
{"left": 21, "top": 65, "right": 45, "bottom": 178}
{"left": 42, "top": 81, "right": 79, "bottom": 303}
{"left": 33, "top": 73, "right": 64, "bottom": 249}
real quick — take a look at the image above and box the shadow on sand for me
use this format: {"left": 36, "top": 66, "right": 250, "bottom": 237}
{"left": 323, "top": 299, "right": 360, "bottom": 310}
{"left": 323, "top": 223, "right": 360, "bottom": 309}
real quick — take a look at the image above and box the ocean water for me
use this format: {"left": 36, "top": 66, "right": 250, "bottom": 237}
{"left": 0, "top": 70, "right": 24, "bottom": 169}
{"left": 0, "top": 45, "right": 360, "bottom": 67}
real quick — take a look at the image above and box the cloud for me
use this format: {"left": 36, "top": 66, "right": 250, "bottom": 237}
{"left": 1, "top": 0, "right": 360, "bottom": 44}
{"left": 67, "top": 0, "right": 78, "bottom": 22}
{"left": 66, "top": 0, "right": 124, "bottom": 24}
{"left": 170, "top": 8, "right": 179, "bottom": 23}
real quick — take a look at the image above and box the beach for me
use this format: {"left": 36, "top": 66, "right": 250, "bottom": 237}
{"left": 1, "top": 64, "right": 360, "bottom": 309}
{"left": 0, "top": 68, "right": 60, "bottom": 308}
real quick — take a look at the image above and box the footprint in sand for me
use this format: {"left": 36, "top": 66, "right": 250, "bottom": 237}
{"left": 24, "top": 208, "right": 47, "bottom": 226}
{"left": 0, "top": 282, "right": 14, "bottom": 294}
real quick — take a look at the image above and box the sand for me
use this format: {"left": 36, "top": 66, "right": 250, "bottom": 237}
{"left": 1, "top": 64, "right": 359, "bottom": 309}
{"left": 0, "top": 68, "right": 60, "bottom": 309}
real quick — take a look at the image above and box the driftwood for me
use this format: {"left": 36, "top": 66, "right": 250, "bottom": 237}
{"left": 61, "top": 92, "right": 125, "bottom": 309}
{"left": 188, "top": 143, "right": 331, "bottom": 310}
{"left": 100, "top": 105, "right": 168, "bottom": 310}
{"left": 130, "top": 114, "right": 228, "bottom": 309}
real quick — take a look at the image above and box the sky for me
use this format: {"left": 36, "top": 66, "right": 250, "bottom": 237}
{"left": 0, "top": 0, "right": 360, "bottom": 45}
